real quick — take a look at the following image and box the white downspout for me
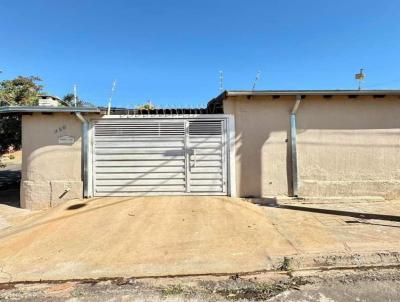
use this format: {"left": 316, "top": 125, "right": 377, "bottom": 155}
{"left": 75, "top": 113, "right": 90, "bottom": 198}
{"left": 290, "top": 95, "right": 302, "bottom": 197}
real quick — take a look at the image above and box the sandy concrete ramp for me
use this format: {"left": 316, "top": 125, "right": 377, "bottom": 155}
{"left": 2, "top": 196, "right": 400, "bottom": 282}
{"left": 0, "top": 197, "right": 296, "bottom": 282}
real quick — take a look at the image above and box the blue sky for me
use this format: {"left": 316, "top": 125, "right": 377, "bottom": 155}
{"left": 1, "top": 0, "right": 400, "bottom": 107}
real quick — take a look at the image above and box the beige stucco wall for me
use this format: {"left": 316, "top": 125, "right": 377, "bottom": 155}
{"left": 21, "top": 113, "right": 83, "bottom": 209}
{"left": 224, "top": 95, "right": 400, "bottom": 199}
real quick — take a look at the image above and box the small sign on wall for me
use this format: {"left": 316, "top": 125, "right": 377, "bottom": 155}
{"left": 58, "top": 136, "right": 75, "bottom": 145}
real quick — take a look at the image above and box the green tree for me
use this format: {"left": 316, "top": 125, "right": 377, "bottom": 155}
{"left": 0, "top": 115, "right": 21, "bottom": 154}
{"left": 0, "top": 76, "right": 43, "bottom": 106}
{"left": 136, "top": 101, "right": 155, "bottom": 110}
{"left": 0, "top": 76, "right": 44, "bottom": 161}
{"left": 62, "top": 93, "right": 94, "bottom": 107}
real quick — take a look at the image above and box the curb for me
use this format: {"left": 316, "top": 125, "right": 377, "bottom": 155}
{"left": 276, "top": 251, "right": 400, "bottom": 271}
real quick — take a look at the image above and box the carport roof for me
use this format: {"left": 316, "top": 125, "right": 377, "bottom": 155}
{"left": 0, "top": 106, "right": 101, "bottom": 114}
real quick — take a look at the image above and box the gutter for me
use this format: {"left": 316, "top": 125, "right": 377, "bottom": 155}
{"left": 290, "top": 95, "right": 302, "bottom": 197}
{"left": 75, "top": 113, "right": 90, "bottom": 198}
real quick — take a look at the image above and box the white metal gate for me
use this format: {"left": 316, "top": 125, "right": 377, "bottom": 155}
{"left": 92, "top": 117, "right": 229, "bottom": 196}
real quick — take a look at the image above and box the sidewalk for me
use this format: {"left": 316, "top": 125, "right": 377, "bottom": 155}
{"left": 0, "top": 196, "right": 399, "bottom": 282}
{"left": 254, "top": 198, "right": 400, "bottom": 270}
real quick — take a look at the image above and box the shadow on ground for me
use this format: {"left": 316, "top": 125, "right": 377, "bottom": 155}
{"left": 0, "top": 189, "right": 20, "bottom": 208}
{"left": 0, "top": 168, "right": 21, "bottom": 208}
{"left": 253, "top": 198, "right": 400, "bottom": 223}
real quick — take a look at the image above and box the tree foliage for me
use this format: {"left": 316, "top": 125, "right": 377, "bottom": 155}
{"left": 136, "top": 101, "right": 155, "bottom": 110}
{"left": 0, "top": 76, "right": 43, "bottom": 106}
{"left": 61, "top": 93, "right": 94, "bottom": 107}
{"left": 0, "top": 115, "right": 21, "bottom": 155}
{"left": 0, "top": 76, "right": 44, "bottom": 157}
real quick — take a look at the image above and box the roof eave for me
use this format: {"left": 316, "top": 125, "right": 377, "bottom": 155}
{"left": 0, "top": 106, "right": 101, "bottom": 114}
{"left": 224, "top": 90, "right": 400, "bottom": 97}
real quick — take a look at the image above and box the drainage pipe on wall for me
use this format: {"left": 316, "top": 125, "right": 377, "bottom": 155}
{"left": 75, "top": 113, "right": 89, "bottom": 198}
{"left": 290, "top": 95, "right": 302, "bottom": 197}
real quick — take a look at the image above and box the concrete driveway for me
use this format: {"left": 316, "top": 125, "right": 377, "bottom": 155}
{"left": 1, "top": 196, "right": 400, "bottom": 282}
{"left": 0, "top": 196, "right": 296, "bottom": 282}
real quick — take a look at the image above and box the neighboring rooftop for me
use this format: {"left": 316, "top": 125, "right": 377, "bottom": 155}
{"left": 3, "top": 90, "right": 400, "bottom": 115}
{"left": 38, "top": 94, "right": 62, "bottom": 101}
{"left": 0, "top": 106, "right": 101, "bottom": 114}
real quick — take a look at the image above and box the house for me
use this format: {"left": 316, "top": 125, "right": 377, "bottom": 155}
{"left": 1, "top": 89, "right": 400, "bottom": 210}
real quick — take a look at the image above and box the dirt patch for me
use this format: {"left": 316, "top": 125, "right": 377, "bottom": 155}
{"left": 1, "top": 268, "right": 400, "bottom": 301}
{"left": 0, "top": 151, "right": 22, "bottom": 166}
{"left": 210, "top": 277, "right": 307, "bottom": 301}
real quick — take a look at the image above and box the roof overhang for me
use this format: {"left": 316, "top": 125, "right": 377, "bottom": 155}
{"left": 0, "top": 106, "right": 101, "bottom": 114}
{"left": 206, "top": 89, "right": 400, "bottom": 113}
{"left": 217, "top": 89, "right": 400, "bottom": 100}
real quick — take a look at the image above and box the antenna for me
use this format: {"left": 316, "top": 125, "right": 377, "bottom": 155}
{"left": 355, "top": 68, "right": 366, "bottom": 90}
{"left": 219, "top": 70, "right": 224, "bottom": 92}
{"left": 107, "top": 80, "right": 117, "bottom": 115}
{"left": 252, "top": 70, "right": 261, "bottom": 91}
{"left": 73, "top": 84, "right": 77, "bottom": 107}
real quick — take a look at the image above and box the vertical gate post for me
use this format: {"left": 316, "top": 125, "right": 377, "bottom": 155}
{"left": 227, "top": 115, "right": 236, "bottom": 197}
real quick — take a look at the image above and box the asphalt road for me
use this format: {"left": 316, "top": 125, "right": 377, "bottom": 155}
{"left": 0, "top": 268, "right": 399, "bottom": 301}
{"left": 270, "top": 280, "right": 400, "bottom": 302}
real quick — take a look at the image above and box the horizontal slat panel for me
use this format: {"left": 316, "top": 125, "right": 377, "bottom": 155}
{"left": 96, "top": 154, "right": 185, "bottom": 161}
{"left": 95, "top": 121, "right": 185, "bottom": 125}
{"left": 95, "top": 137, "right": 185, "bottom": 142}
{"left": 190, "top": 179, "right": 222, "bottom": 185}
{"left": 95, "top": 121, "right": 185, "bottom": 137}
{"left": 189, "top": 155, "right": 221, "bottom": 161}
{"left": 188, "top": 137, "right": 222, "bottom": 143}
{"left": 96, "top": 132, "right": 184, "bottom": 136}
{"left": 95, "top": 148, "right": 184, "bottom": 155}
{"left": 95, "top": 123, "right": 185, "bottom": 127}
{"left": 189, "top": 121, "right": 222, "bottom": 136}
{"left": 191, "top": 148, "right": 221, "bottom": 155}
{"left": 190, "top": 186, "right": 223, "bottom": 192}
{"left": 188, "top": 161, "right": 222, "bottom": 167}
{"left": 93, "top": 118, "right": 227, "bottom": 196}
{"left": 96, "top": 186, "right": 185, "bottom": 192}
{"left": 96, "top": 179, "right": 185, "bottom": 186}
{"left": 95, "top": 141, "right": 185, "bottom": 148}
{"left": 96, "top": 173, "right": 185, "bottom": 179}
{"left": 96, "top": 166, "right": 185, "bottom": 173}
{"left": 189, "top": 167, "right": 222, "bottom": 173}
{"left": 190, "top": 173, "right": 222, "bottom": 179}
{"left": 187, "top": 143, "right": 222, "bottom": 149}
{"left": 96, "top": 161, "right": 184, "bottom": 168}
{"left": 95, "top": 192, "right": 226, "bottom": 196}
